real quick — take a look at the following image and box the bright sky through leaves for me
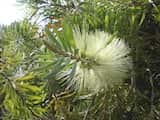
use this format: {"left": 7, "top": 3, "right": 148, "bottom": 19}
{"left": 0, "top": 0, "right": 24, "bottom": 25}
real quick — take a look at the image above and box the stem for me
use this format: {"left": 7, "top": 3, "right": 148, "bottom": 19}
{"left": 147, "top": 69, "right": 155, "bottom": 118}
{"left": 83, "top": 95, "right": 96, "bottom": 120}
{"left": 43, "top": 39, "right": 80, "bottom": 61}
{"left": 43, "top": 39, "right": 100, "bottom": 68}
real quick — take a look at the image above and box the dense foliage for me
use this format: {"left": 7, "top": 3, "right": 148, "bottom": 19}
{"left": 0, "top": 0, "right": 160, "bottom": 119}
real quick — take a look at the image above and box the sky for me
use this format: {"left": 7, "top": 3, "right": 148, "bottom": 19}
{"left": 0, "top": 0, "right": 24, "bottom": 25}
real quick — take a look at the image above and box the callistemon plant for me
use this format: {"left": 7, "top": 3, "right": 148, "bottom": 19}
{"left": 43, "top": 26, "right": 132, "bottom": 93}
{"left": 72, "top": 28, "right": 132, "bottom": 92}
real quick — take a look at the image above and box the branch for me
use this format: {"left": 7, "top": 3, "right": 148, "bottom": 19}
{"left": 146, "top": 69, "right": 155, "bottom": 118}
{"left": 0, "top": 72, "right": 41, "bottom": 118}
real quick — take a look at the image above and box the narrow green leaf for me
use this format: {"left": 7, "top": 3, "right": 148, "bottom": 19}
{"left": 139, "top": 12, "right": 146, "bottom": 26}
{"left": 45, "top": 28, "right": 63, "bottom": 50}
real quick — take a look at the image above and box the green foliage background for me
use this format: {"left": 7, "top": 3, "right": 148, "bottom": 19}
{"left": 0, "top": 0, "right": 160, "bottom": 120}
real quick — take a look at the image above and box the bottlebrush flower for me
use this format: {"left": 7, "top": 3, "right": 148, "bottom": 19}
{"left": 72, "top": 28, "right": 132, "bottom": 92}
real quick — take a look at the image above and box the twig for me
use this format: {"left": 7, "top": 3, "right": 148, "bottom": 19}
{"left": 146, "top": 68, "right": 155, "bottom": 118}
{"left": 83, "top": 94, "right": 96, "bottom": 120}
{"left": 42, "top": 39, "right": 80, "bottom": 61}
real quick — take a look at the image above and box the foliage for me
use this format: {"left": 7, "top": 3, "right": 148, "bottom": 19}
{"left": 0, "top": 0, "right": 160, "bottom": 120}
{"left": 0, "top": 20, "right": 48, "bottom": 119}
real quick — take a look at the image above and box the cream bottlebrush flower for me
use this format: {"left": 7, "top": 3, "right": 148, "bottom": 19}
{"left": 72, "top": 28, "right": 132, "bottom": 92}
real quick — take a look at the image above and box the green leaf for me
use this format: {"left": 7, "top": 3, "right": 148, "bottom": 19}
{"left": 18, "top": 83, "right": 41, "bottom": 93}
{"left": 61, "top": 22, "right": 76, "bottom": 52}
{"left": 16, "top": 73, "right": 35, "bottom": 81}
{"left": 139, "top": 12, "right": 146, "bottom": 26}
{"left": 45, "top": 28, "right": 63, "bottom": 50}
